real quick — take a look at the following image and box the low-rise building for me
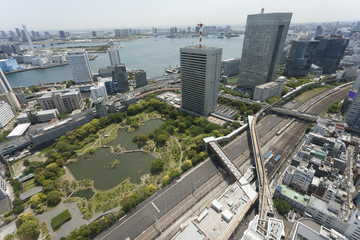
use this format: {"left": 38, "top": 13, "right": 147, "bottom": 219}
{"left": 305, "top": 195, "right": 348, "bottom": 234}
{"left": 37, "top": 88, "right": 83, "bottom": 113}
{"left": 274, "top": 184, "right": 309, "bottom": 212}
{"left": 0, "top": 58, "right": 19, "bottom": 72}
{"left": 6, "top": 123, "right": 31, "bottom": 139}
{"left": 253, "top": 77, "right": 285, "bottom": 102}
{"left": 90, "top": 81, "right": 108, "bottom": 100}
{"left": 291, "top": 165, "right": 315, "bottom": 192}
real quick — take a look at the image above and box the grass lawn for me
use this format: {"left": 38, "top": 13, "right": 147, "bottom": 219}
{"left": 226, "top": 76, "right": 239, "bottom": 84}
{"left": 22, "top": 179, "right": 36, "bottom": 192}
{"left": 51, "top": 209, "right": 71, "bottom": 231}
{"left": 294, "top": 86, "right": 333, "bottom": 103}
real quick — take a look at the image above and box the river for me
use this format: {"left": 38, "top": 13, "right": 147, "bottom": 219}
{"left": 7, "top": 36, "right": 244, "bottom": 88}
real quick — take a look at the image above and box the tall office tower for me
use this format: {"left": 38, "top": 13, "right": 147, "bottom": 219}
{"left": 113, "top": 65, "right": 129, "bottom": 92}
{"left": 92, "top": 31, "right": 97, "bottom": 37}
{"left": 0, "top": 31, "right": 7, "bottom": 38}
{"left": 59, "top": 30, "right": 66, "bottom": 38}
{"left": 284, "top": 40, "right": 318, "bottom": 78}
{"left": 0, "top": 68, "right": 21, "bottom": 110}
{"left": 345, "top": 91, "right": 360, "bottom": 129}
{"left": 315, "top": 26, "right": 323, "bottom": 37}
{"left": 180, "top": 46, "right": 222, "bottom": 116}
{"left": 0, "top": 68, "right": 12, "bottom": 94}
{"left": 238, "top": 12, "right": 292, "bottom": 89}
{"left": 20, "top": 30, "right": 27, "bottom": 40}
{"left": 31, "top": 30, "right": 36, "bottom": 37}
{"left": 15, "top": 28, "right": 22, "bottom": 37}
{"left": 67, "top": 50, "right": 93, "bottom": 84}
{"left": 114, "top": 29, "right": 121, "bottom": 37}
{"left": 135, "top": 70, "right": 147, "bottom": 87}
{"left": 45, "top": 31, "right": 50, "bottom": 38}
{"left": 9, "top": 31, "right": 16, "bottom": 38}
{"left": 312, "top": 36, "right": 349, "bottom": 74}
{"left": 108, "top": 45, "right": 121, "bottom": 66}
{"left": 22, "top": 25, "right": 34, "bottom": 50}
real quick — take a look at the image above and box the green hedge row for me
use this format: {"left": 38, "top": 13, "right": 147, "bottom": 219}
{"left": 51, "top": 209, "right": 71, "bottom": 231}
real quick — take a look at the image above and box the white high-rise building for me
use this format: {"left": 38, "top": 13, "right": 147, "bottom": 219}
{"left": 0, "top": 101, "right": 15, "bottom": 128}
{"left": 90, "top": 81, "right": 108, "bottom": 100}
{"left": 67, "top": 50, "right": 93, "bottom": 84}
{"left": 108, "top": 45, "right": 121, "bottom": 66}
{"left": 180, "top": 46, "right": 222, "bottom": 116}
{"left": 0, "top": 68, "right": 12, "bottom": 94}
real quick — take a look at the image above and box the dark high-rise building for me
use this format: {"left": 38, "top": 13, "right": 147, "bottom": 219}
{"left": 31, "top": 30, "right": 36, "bottom": 37}
{"left": 284, "top": 40, "right": 318, "bottom": 78}
{"left": 99, "top": 65, "right": 129, "bottom": 92}
{"left": 15, "top": 28, "right": 22, "bottom": 37}
{"left": 312, "top": 36, "right": 349, "bottom": 74}
{"left": 0, "top": 45, "right": 13, "bottom": 55}
{"left": 92, "top": 31, "right": 97, "bottom": 37}
{"left": 238, "top": 12, "right": 292, "bottom": 89}
{"left": 345, "top": 91, "right": 360, "bottom": 129}
{"left": 315, "top": 26, "right": 323, "bottom": 37}
{"left": 45, "top": 31, "right": 50, "bottom": 38}
{"left": 59, "top": 30, "right": 66, "bottom": 38}
{"left": 135, "top": 70, "right": 147, "bottom": 88}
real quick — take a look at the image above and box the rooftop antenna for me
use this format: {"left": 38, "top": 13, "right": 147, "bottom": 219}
{"left": 261, "top": 8, "right": 264, "bottom": 14}
{"left": 195, "top": 22, "right": 205, "bottom": 48}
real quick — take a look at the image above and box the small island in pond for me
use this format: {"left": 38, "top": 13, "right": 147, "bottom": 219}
{"left": 109, "top": 159, "right": 120, "bottom": 169}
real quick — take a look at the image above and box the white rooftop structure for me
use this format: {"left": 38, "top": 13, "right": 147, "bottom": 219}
{"left": 7, "top": 123, "right": 31, "bottom": 139}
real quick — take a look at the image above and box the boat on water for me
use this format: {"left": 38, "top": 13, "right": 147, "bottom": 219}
{"left": 164, "top": 65, "right": 180, "bottom": 75}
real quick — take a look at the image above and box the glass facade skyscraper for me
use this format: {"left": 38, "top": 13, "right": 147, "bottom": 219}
{"left": 238, "top": 12, "right": 292, "bottom": 89}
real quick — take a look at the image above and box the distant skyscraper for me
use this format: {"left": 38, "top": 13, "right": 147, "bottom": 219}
{"left": 67, "top": 50, "right": 93, "bottom": 84}
{"left": 284, "top": 40, "right": 318, "bottom": 78}
{"left": 113, "top": 65, "right": 129, "bottom": 92}
{"left": 15, "top": 28, "right": 22, "bottom": 37}
{"left": 315, "top": 26, "right": 323, "bottom": 37}
{"left": 0, "top": 31, "right": 7, "bottom": 38}
{"left": 0, "top": 68, "right": 12, "bottom": 94}
{"left": 135, "top": 70, "right": 147, "bottom": 88}
{"left": 92, "top": 31, "right": 97, "bottom": 37}
{"left": 9, "top": 31, "right": 16, "bottom": 38}
{"left": 59, "top": 30, "right": 66, "bottom": 38}
{"left": 312, "top": 36, "right": 349, "bottom": 74}
{"left": 180, "top": 46, "right": 222, "bottom": 116}
{"left": 345, "top": 91, "right": 360, "bottom": 129}
{"left": 22, "top": 25, "right": 34, "bottom": 50}
{"left": 238, "top": 12, "right": 292, "bottom": 89}
{"left": 45, "top": 31, "right": 50, "bottom": 38}
{"left": 108, "top": 46, "right": 121, "bottom": 66}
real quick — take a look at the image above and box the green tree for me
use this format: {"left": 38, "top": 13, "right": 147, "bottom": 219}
{"left": 23, "top": 159, "right": 30, "bottom": 167}
{"left": 150, "top": 159, "right": 165, "bottom": 174}
{"left": 181, "top": 160, "right": 193, "bottom": 172}
{"left": 137, "top": 134, "right": 149, "bottom": 145}
{"left": 16, "top": 213, "right": 40, "bottom": 240}
{"left": 155, "top": 134, "right": 168, "bottom": 146}
{"left": 47, "top": 190, "right": 62, "bottom": 207}
{"left": 273, "top": 198, "right": 291, "bottom": 216}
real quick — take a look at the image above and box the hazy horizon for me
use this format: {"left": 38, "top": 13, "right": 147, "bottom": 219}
{"left": 1, "top": 0, "right": 360, "bottom": 31}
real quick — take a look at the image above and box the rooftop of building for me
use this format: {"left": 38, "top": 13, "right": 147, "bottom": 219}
{"left": 37, "top": 88, "right": 80, "bottom": 99}
{"left": 36, "top": 109, "right": 58, "bottom": 116}
{"left": 255, "top": 81, "right": 281, "bottom": 89}
{"left": 307, "top": 195, "right": 350, "bottom": 220}
{"left": 275, "top": 185, "right": 310, "bottom": 206}
{"left": 7, "top": 123, "right": 31, "bottom": 138}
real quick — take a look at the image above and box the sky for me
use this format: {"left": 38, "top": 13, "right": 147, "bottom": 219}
{"left": 1, "top": 0, "right": 360, "bottom": 31}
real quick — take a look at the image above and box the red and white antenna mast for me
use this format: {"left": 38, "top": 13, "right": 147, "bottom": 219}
{"left": 196, "top": 22, "right": 205, "bottom": 48}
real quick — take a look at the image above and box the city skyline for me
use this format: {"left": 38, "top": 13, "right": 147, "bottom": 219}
{"left": 1, "top": 0, "right": 360, "bottom": 31}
